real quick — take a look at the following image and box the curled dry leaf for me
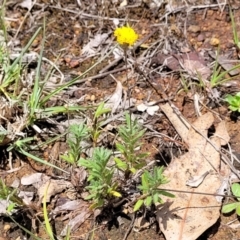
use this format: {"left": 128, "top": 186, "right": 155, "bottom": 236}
{"left": 53, "top": 199, "right": 88, "bottom": 215}
{"left": 137, "top": 101, "right": 159, "bottom": 116}
{"left": 18, "top": 191, "right": 34, "bottom": 205}
{"left": 60, "top": 209, "right": 91, "bottom": 236}
{"left": 82, "top": 33, "right": 109, "bottom": 55}
{"left": 21, "top": 173, "right": 44, "bottom": 185}
{"left": 38, "top": 179, "right": 74, "bottom": 203}
{"left": 0, "top": 200, "right": 17, "bottom": 215}
{"left": 157, "top": 103, "right": 230, "bottom": 240}
{"left": 185, "top": 171, "right": 209, "bottom": 187}
{"left": 133, "top": 215, "right": 155, "bottom": 232}
{"left": 151, "top": 52, "right": 211, "bottom": 81}
{"left": 105, "top": 81, "right": 123, "bottom": 113}
{"left": 17, "top": 0, "right": 34, "bottom": 11}
{"left": 21, "top": 173, "right": 74, "bottom": 203}
{"left": 208, "top": 51, "right": 240, "bottom": 76}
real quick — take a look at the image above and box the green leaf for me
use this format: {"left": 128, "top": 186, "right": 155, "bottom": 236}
{"left": 141, "top": 172, "right": 149, "bottom": 190}
{"left": 115, "top": 143, "right": 126, "bottom": 154}
{"left": 90, "top": 199, "right": 104, "bottom": 209}
{"left": 229, "top": 106, "right": 239, "bottom": 112}
{"left": 145, "top": 195, "right": 152, "bottom": 207}
{"left": 114, "top": 157, "right": 128, "bottom": 171}
{"left": 153, "top": 193, "right": 159, "bottom": 204}
{"left": 134, "top": 199, "right": 144, "bottom": 212}
{"left": 136, "top": 152, "right": 149, "bottom": 160}
{"left": 94, "top": 102, "right": 111, "bottom": 119}
{"left": 130, "top": 167, "right": 136, "bottom": 174}
{"left": 222, "top": 203, "right": 238, "bottom": 213}
{"left": 60, "top": 154, "right": 75, "bottom": 165}
{"left": 158, "top": 190, "right": 175, "bottom": 198}
{"left": 109, "top": 190, "right": 122, "bottom": 197}
{"left": 84, "top": 193, "right": 96, "bottom": 200}
{"left": 236, "top": 204, "right": 240, "bottom": 216}
{"left": 231, "top": 183, "right": 240, "bottom": 198}
{"left": 7, "top": 203, "right": 16, "bottom": 213}
{"left": 43, "top": 182, "right": 55, "bottom": 240}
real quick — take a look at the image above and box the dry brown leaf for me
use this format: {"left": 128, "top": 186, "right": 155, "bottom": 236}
{"left": 105, "top": 80, "right": 123, "bottom": 113}
{"left": 182, "top": 53, "right": 211, "bottom": 81}
{"left": 209, "top": 51, "right": 240, "bottom": 76}
{"left": 157, "top": 103, "right": 230, "bottom": 240}
{"left": 53, "top": 199, "right": 88, "bottom": 214}
{"left": 151, "top": 52, "right": 211, "bottom": 81}
{"left": 60, "top": 209, "right": 91, "bottom": 236}
{"left": 38, "top": 179, "right": 74, "bottom": 203}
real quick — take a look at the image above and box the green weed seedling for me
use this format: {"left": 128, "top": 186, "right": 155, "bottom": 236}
{"left": 79, "top": 147, "right": 121, "bottom": 209}
{"left": 43, "top": 182, "right": 55, "bottom": 240}
{"left": 134, "top": 166, "right": 174, "bottom": 211}
{"left": 8, "top": 137, "right": 69, "bottom": 174}
{"left": 229, "top": 7, "right": 240, "bottom": 51}
{"left": 224, "top": 92, "right": 240, "bottom": 112}
{"left": 61, "top": 123, "right": 89, "bottom": 166}
{"left": 209, "top": 59, "right": 240, "bottom": 89}
{"left": 90, "top": 102, "right": 111, "bottom": 147}
{"left": 114, "top": 113, "right": 149, "bottom": 177}
{"left": 0, "top": 179, "right": 23, "bottom": 214}
{"left": 222, "top": 183, "right": 240, "bottom": 216}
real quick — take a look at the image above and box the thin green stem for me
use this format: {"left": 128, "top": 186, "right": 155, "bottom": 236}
{"left": 123, "top": 47, "right": 133, "bottom": 135}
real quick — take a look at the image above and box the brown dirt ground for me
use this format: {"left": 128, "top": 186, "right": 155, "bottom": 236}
{"left": 2, "top": 1, "right": 240, "bottom": 240}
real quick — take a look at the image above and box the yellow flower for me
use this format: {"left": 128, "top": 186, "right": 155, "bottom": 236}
{"left": 114, "top": 25, "right": 138, "bottom": 46}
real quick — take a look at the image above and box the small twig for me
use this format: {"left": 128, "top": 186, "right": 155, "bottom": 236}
{"left": 0, "top": 166, "right": 22, "bottom": 175}
{"left": 123, "top": 212, "right": 136, "bottom": 240}
{"left": 155, "top": 187, "right": 235, "bottom": 199}
{"left": 150, "top": 3, "right": 228, "bottom": 23}
{"left": 46, "top": 66, "right": 128, "bottom": 89}
{"left": 13, "top": 0, "right": 37, "bottom": 39}
{"left": 48, "top": 5, "right": 139, "bottom": 22}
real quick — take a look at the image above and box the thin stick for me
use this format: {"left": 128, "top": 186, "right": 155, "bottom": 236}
{"left": 123, "top": 212, "right": 136, "bottom": 240}
{"left": 155, "top": 188, "right": 235, "bottom": 199}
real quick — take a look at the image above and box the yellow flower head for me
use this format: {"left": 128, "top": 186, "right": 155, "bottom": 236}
{"left": 114, "top": 25, "right": 138, "bottom": 46}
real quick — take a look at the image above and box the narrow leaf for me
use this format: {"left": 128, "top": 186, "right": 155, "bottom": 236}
{"left": 222, "top": 203, "right": 238, "bottom": 213}
{"left": 134, "top": 199, "right": 144, "bottom": 212}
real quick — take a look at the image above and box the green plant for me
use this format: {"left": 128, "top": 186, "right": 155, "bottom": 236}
{"left": 178, "top": 73, "right": 191, "bottom": 94}
{"left": 222, "top": 183, "right": 240, "bottom": 216}
{"left": 224, "top": 92, "right": 240, "bottom": 112}
{"left": 61, "top": 123, "right": 89, "bottom": 166}
{"left": 210, "top": 65, "right": 240, "bottom": 89}
{"left": 90, "top": 102, "right": 111, "bottom": 147}
{"left": 114, "top": 113, "right": 149, "bottom": 177}
{"left": 0, "top": 179, "right": 23, "bottom": 211}
{"left": 43, "top": 182, "right": 54, "bottom": 240}
{"left": 79, "top": 147, "right": 121, "bottom": 209}
{"left": 7, "top": 215, "right": 42, "bottom": 240}
{"left": 229, "top": 7, "right": 240, "bottom": 50}
{"left": 134, "top": 166, "right": 174, "bottom": 211}
{"left": 7, "top": 137, "right": 69, "bottom": 174}
{"left": 27, "top": 22, "right": 86, "bottom": 125}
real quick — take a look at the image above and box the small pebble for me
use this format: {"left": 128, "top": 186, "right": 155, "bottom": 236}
{"left": 90, "top": 95, "right": 96, "bottom": 102}
{"left": 197, "top": 34, "right": 205, "bottom": 42}
{"left": 207, "top": 10, "right": 214, "bottom": 16}
{"left": 210, "top": 37, "right": 220, "bottom": 46}
{"left": 32, "top": 38, "right": 40, "bottom": 48}
{"left": 188, "top": 25, "right": 201, "bottom": 33}
{"left": 73, "top": 90, "right": 83, "bottom": 99}
{"left": 85, "top": 94, "right": 91, "bottom": 101}
{"left": 3, "top": 224, "right": 11, "bottom": 232}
